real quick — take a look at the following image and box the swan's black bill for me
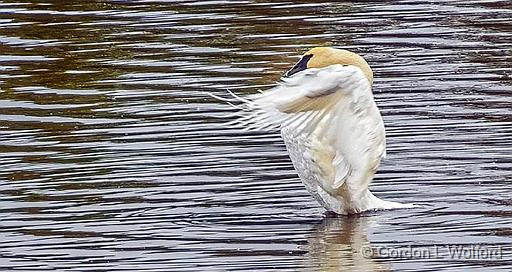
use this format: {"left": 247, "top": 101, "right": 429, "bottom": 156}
{"left": 284, "top": 54, "right": 313, "bottom": 77}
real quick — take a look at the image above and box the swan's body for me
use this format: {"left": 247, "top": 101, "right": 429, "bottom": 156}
{"left": 226, "top": 47, "right": 414, "bottom": 214}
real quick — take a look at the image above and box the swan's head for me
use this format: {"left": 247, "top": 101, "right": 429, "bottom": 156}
{"left": 284, "top": 47, "right": 373, "bottom": 84}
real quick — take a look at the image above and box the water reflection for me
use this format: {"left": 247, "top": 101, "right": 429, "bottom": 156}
{"left": 304, "top": 215, "right": 390, "bottom": 272}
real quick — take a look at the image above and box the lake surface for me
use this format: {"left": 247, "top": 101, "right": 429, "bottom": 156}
{"left": 1, "top": 0, "right": 511, "bottom": 271}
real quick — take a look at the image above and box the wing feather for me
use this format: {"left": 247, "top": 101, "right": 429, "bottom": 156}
{"left": 221, "top": 64, "right": 366, "bottom": 133}
{"left": 215, "top": 64, "right": 383, "bottom": 195}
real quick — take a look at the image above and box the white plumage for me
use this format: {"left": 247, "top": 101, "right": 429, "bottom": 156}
{"left": 221, "top": 49, "right": 414, "bottom": 214}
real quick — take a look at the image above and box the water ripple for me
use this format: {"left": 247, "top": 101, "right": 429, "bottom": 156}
{"left": 0, "top": 0, "right": 511, "bottom": 271}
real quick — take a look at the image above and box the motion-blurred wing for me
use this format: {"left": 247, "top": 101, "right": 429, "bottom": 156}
{"left": 222, "top": 64, "right": 378, "bottom": 192}
{"left": 228, "top": 64, "right": 370, "bottom": 132}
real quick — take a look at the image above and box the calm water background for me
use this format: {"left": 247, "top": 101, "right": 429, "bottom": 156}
{"left": 1, "top": 0, "right": 511, "bottom": 271}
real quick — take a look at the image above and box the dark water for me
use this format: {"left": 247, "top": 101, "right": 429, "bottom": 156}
{"left": 1, "top": 0, "right": 511, "bottom": 271}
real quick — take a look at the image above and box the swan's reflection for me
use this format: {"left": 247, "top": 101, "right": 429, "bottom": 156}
{"left": 303, "top": 214, "right": 391, "bottom": 272}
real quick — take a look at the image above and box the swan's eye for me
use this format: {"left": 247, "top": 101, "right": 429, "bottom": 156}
{"left": 284, "top": 54, "right": 313, "bottom": 77}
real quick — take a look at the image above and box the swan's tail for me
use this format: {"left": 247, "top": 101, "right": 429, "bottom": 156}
{"left": 317, "top": 188, "right": 416, "bottom": 215}
{"left": 362, "top": 190, "right": 416, "bottom": 212}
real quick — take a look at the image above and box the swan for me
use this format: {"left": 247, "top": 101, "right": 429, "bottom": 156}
{"left": 223, "top": 47, "right": 415, "bottom": 215}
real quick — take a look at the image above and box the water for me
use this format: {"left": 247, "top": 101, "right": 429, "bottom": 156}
{"left": 0, "top": 0, "right": 511, "bottom": 271}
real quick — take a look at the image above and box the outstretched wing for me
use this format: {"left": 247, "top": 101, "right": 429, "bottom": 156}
{"left": 223, "top": 64, "right": 369, "bottom": 134}
{"left": 218, "top": 64, "right": 384, "bottom": 193}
